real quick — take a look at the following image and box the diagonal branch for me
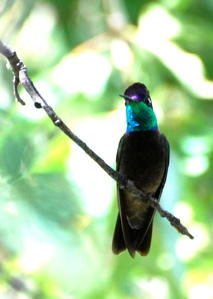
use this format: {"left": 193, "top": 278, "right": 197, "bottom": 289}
{"left": 0, "top": 40, "right": 194, "bottom": 240}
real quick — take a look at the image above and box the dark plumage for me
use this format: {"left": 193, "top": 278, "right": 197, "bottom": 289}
{"left": 112, "top": 83, "right": 170, "bottom": 258}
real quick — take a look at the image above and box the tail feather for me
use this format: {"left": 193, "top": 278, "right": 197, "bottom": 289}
{"left": 112, "top": 214, "right": 126, "bottom": 255}
{"left": 112, "top": 213, "right": 153, "bottom": 258}
{"left": 134, "top": 222, "right": 153, "bottom": 256}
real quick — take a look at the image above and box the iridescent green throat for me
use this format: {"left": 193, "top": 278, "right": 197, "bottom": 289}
{"left": 126, "top": 101, "right": 158, "bottom": 133}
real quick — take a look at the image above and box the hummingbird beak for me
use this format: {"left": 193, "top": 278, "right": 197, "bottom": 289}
{"left": 119, "top": 94, "right": 134, "bottom": 102}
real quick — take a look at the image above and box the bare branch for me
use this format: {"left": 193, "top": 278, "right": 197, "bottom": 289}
{"left": 0, "top": 40, "right": 194, "bottom": 240}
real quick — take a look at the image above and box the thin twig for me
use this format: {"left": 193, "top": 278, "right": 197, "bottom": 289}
{"left": 0, "top": 40, "right": 194, "bottom": 240}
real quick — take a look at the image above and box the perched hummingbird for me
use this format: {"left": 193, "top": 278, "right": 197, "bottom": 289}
{"left": 112, "top": 83, "right": 170, "bottom": 258}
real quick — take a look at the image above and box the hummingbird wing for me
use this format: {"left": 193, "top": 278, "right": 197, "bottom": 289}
{"left": 112, "top": 133, "right": 170, "bottom": 258}
{"left": 113, "top": 188, "right": 137, "bottom": 258}
{"left": 112, "top": 136, "right": 137, "bottom": 257}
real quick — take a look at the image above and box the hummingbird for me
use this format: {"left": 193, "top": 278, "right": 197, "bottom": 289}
{"left": 112, "top": 82, "right": 170, "bottom": 258}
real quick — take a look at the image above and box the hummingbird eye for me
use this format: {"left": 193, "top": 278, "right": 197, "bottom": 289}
{"left": 146, "top": 97, "right": 152, "bottom": 104}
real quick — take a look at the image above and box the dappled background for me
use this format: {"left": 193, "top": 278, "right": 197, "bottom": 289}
{"left": 0, "top": 0, "right": 213, "bottom": 298}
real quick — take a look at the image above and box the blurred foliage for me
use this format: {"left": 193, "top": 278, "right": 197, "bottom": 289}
{"left": 0, "top": 0, "right": 213, "bottom": 298}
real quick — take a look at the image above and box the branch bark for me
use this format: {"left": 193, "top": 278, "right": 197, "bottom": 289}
{"left": 0, "top": 40, "right": 194, "bottom": 240}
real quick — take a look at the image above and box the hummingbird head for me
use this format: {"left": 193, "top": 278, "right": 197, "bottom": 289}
{"left": 120, "top": 83, "right": 157, "bottom": 133}
{"left": 119, "top": 83, "right": 153, "bottom": 109}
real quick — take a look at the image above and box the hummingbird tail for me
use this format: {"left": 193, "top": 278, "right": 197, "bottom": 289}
{"left": 112, "top": 214, "right": 126, "bottom": 255}
{"left": 112, "top": 214, "right": 153, "bottom": 257}
{"left": 134, "top": 222, "right": 153, "bottom": 256}
{"left": 112, "top": 213, "right": 136, "bottom": 258}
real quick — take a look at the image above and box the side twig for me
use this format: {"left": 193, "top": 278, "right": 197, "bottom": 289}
{"left": 0, "top": 40, "right": 194, "bottom": 240}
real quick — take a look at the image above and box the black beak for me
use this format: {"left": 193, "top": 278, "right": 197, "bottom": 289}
{"left": 119, "top": 94, "right": 134, "bottom": 102}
